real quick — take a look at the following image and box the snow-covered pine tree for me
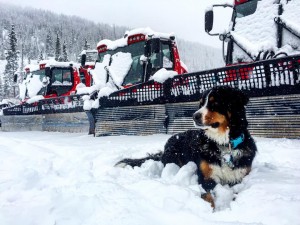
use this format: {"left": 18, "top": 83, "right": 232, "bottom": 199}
{"left": 84, "top": 39, "right": 89, "bottom": 50}
{"left": 62, "top": 41, "right": 68, "bottom": 62}
{"left": 55, "top": 33, "right": 61, "bottom": 61}
{"left": 31, "top": 36, "right": 39, "bottom": 60}
{"left": 3, "top": 24, "right": 19, "bottom": 98}
{"left": 27, "top": 45, "right": 34, "bottom": 64}
{"left": 38, "top": 51, "right": 44, "bottom": 63}
{"left": 0, "top": 35, "right": 5, "bottom": 60}
{"left": 45, "top": 30, "right": 54, "bottom": 59}
{"left": 20, "top": 41, "right": 25, "bottom": 72}
{"left": 27, "top": 36, "right": 39, "bottom": 63}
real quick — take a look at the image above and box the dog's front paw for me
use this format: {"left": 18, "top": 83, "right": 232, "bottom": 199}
{"left": 201, "top": 192, "right": 215, "bottom": 208}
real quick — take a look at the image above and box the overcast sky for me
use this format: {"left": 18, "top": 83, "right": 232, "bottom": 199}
{"left": 0, "top": 0, "right": 233, "bottom": 48}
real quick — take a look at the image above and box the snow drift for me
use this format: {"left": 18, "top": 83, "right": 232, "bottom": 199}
{"left": 0, "top": 132, "right": 299, "bottom": 225}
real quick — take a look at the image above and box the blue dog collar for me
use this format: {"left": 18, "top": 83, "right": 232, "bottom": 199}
{"left": 230, "top": 133, "right": 245, "bottom": 149}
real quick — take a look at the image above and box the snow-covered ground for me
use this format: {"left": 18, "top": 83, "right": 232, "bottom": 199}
{"left": 0, "top": 131, "right": 299, "bottom": 225}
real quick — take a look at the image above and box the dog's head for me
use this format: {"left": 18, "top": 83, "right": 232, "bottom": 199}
{"left": 193, "top": 86, "right": 249, "bottom": 143}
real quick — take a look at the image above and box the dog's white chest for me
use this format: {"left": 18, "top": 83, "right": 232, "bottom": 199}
{"left": 210, "top": 146, "right": 247, "bottom": 184}
{"left": 210, "top": 163, "right": 248, "bottom": 184}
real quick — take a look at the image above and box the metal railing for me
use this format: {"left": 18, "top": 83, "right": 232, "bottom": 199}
{"left": 99, "top": 54, "right": 300, "bottom": 108}
{"left": 3, "top": 95, "right": 84, "bottom": 115}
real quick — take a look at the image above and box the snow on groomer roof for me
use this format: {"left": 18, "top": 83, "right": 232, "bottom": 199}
{"left": 96, "top": 27, "right": 175, "bottom": 50}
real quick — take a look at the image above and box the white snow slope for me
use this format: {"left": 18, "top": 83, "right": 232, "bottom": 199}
{"left": 0, "top": 131, "right": 299, "bottom": 225}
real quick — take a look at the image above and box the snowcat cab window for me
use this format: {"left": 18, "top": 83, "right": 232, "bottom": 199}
{"left": 149, "top": 39, "right": 162, "bottom": 71}
{"left": 161, "top": 41, "right": 173, "bottom": 69}
{"left": 49, "top": 68, "right": 73, "bottom": 96}
{"left": 98, "top": 52, "right": 105, "bottom": 63}
{"left": 51, "top": 68, "right": 72, "bottom": 86}
{"left": 150, "top": 53, "right": 160, "bottom": 69}
{"left": 31, "top": 69, "right": 46, "bottom": 82}
{"left": 32, "top": 69, "right": 47, "bottom": 96}
{"left": 122, "top": 41, "right": 145, "bottom": 85}
{"left": 80, "top": 71, "right": 86, "bottom": 85}
{"left": 235, "top": 0, "right": 259, "bottom": 18}
{"left": 98, "top": 50, "right": 113, "bottom": 63}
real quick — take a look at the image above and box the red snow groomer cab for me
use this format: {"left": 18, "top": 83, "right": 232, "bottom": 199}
{"left": 205, "top": 0, "right": 300, "bottom": 82}
{"left": 95, "top": 28, "right": 187, "bottom": 88}
{"left": 22, "top": 60, "right": 93, "bottom": 101}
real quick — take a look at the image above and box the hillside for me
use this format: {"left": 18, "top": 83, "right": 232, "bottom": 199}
{"left": 0, "top": 2, "right": 128, "bottom": 63}
{"left": 177, "top": 39, "right": 223, "bottom": 72}
{"left": 0, "top": 2, "right": 223, "bottom": 72}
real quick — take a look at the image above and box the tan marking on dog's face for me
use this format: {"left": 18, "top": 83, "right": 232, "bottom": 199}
{"left": 202, "top": 111, "right": 229, "bottom": 133}
{"left": 200, "top": 160, "right": 212, "bottom": 180}
{"left": 201, "top": 192, "right": 215, "bottom": 208}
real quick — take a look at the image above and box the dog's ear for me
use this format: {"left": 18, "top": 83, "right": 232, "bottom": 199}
{"left": 232, "top": 88, "right": 249, "bottom": 107}
{"left": 217, "top": 86, "right": 249, "bottom": 108}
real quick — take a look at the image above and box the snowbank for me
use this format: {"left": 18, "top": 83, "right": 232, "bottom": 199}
{"left": 0, "top": 132, "right": 299, "bottom": 225}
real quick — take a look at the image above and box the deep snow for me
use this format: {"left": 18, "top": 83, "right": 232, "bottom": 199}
{"left": 0, "top": 131, "right": 299, "bottom": 225}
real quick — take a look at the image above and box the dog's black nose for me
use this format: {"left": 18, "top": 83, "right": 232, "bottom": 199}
{"left": 193, "top": 112, "right": 201, "bottom": 122}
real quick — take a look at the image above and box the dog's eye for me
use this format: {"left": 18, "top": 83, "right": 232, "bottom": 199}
{"left": 211, "top": 102, "right": 220, "bottom": 108}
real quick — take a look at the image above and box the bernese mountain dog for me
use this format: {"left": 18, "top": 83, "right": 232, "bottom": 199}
{"left": 115, "top": 86, "right": 257, "bottom": 208}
